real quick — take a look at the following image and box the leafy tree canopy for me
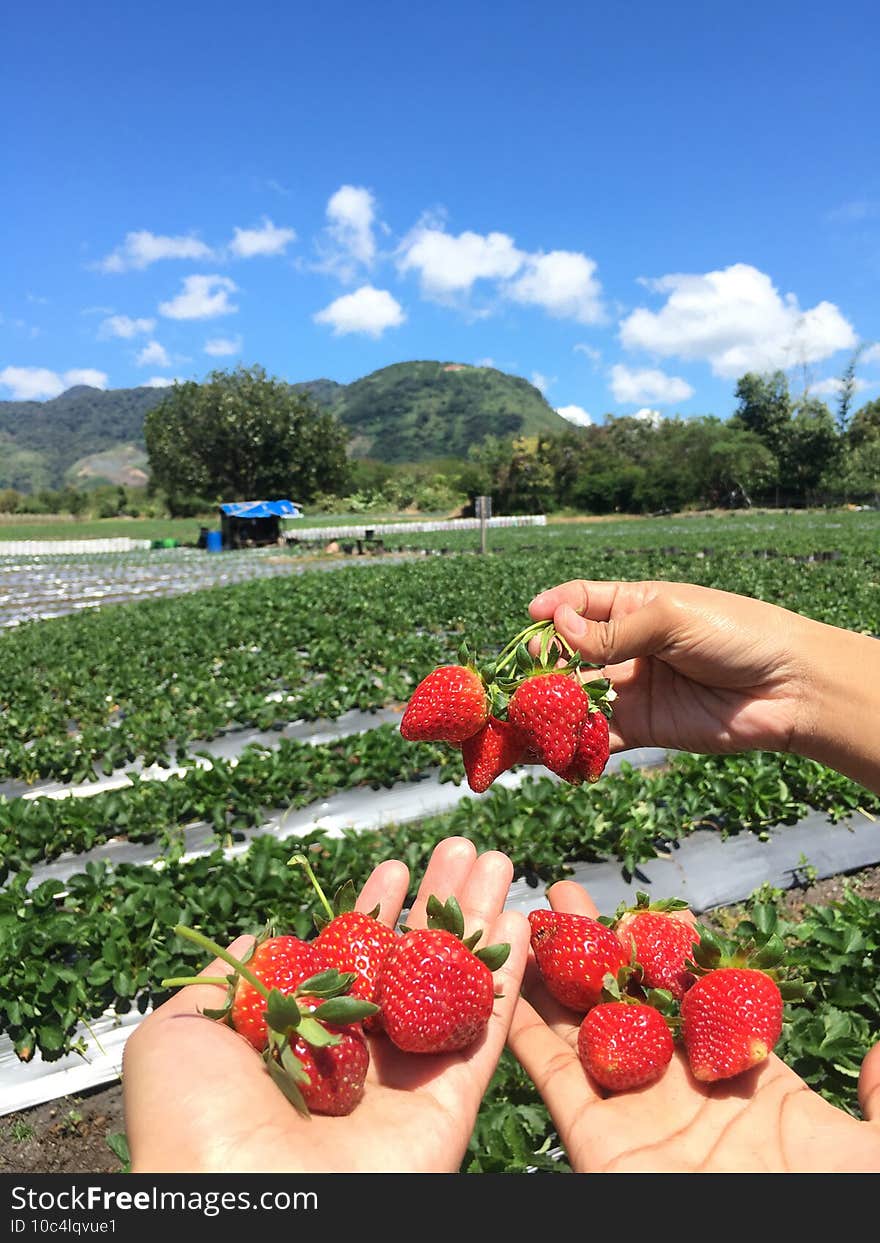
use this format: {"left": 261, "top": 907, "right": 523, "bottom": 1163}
{"left": 143, "top": 365, "right": 351, "bottom": 506}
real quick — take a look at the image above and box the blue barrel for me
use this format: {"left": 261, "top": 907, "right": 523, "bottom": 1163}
{"left": 206, "top": 530, "right": 223, "bottom": 553}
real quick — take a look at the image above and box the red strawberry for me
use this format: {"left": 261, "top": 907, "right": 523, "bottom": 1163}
{"left": 461, "top": 715, "right": 529, "bottom": 792}
{"left": 290, "top": 996, "right": 370, "bottom": 1116}
{"left": 577, "top": 1001, "right": 674, "bottom": 1091}
{"left": 163, "top": 925, "right": 378, "bottom": 1115}
{"left": 528, "top": 909, "right": 628, "bottom": 1013}
{"left": 613, "top": 895, "right": 700, "bottom": 1001}
{"left": 400, "top": 664, "right": 488, "bottom": 743}
{"left": 290, "top": 854, "right": 398, "bottom": 1034}
{"left": 211, "top": 935, "right": 320, "bottom": 1052}
{"left": 680, "top": 967, "right": 783, "bottom": 1082}
{"left": 508, "top": 672, "right": 590, "bottom": 775}
{"left": 560, "top": 709, "right": 610, "bottom": 785}
{"left": 314, "top": 911, "right": 398, "bottom": 1033}
{"left": 375, "top": 895, "right": 510, "bottom": 1053}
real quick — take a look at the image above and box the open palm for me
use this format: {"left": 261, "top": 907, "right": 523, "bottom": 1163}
{"left": 507, "top": 878, "right": 880, "bottom": 1173}
{"left": 123, "top": 837, "right": 529, "bottom": 1173}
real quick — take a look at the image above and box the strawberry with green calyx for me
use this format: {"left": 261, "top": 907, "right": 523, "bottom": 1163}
{"left": 376, "top": 894, "right": 510, "bottom": 1054}
{"left": 577, "top": 972, "right": 676, "bottom": 1092}
{"left": 494, "top": 622, "right": 615, "bottom": 777}
{"left": 400, "top": 641, "right": 490, "bottom": 744}
{"left": 604, "top": 891, "right": 701, "bottom": 1001}
{"left": 161, "top": 927, "right": 320, "bottom": 1052}
{"left": 162, "top": 925, "right": 378, "bottom": 1116}
{"left": 679, "top": 906, "right": 811, "bottom": 1083}
{"left": 460, "top": 715, "right": 530, "bottom": 792}
{"left": 289, "top": 852, "right": 397, "bottom": 1032}
{"left": 528, "top": 908, "right": 629, "bottom": 1013}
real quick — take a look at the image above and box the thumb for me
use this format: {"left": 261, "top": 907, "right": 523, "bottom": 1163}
{"left": 859, "top": 1039, "right": 880, "bottom": 1122}
{"left": 554, "top": 598, "right": 675, "bottom": 666}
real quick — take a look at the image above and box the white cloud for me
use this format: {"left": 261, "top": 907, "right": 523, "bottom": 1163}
{"left": 326, "top": 186, "right": 377, "bottom": 267}
{"left": 574, "top": 343, "right": 602, "bottom": 365}
{"left": 65, "top": 368, "right": 108, "bottom": 389}
{"left": 228, "top": 217, "right": 296, "bottom": 259}
{"left": 610, "top": 363, "right": 694, "bottom": 405}
{"left": 556, "top": 404, "right": 593, "bottom": 427}
{"left": 0, "top": 366, "right": 107, "bottom": 399}
{"left": 398, "top": 226, "right": 524, "bottom": 299}
{"left": 620, "top": 263, "right": 857, "bottom": 378}
{"left": 506, "top": 250, "right": 604, "bottom": 324}
{"left": 99, "top": 314, "right": 155, "bottom": 339}
{"left": 475, "top": 357, "right": 496, "bottom": 368}
{"left": 629, "top": 408, "right": 663, "bottom": 426}
{"left": 204, "top": 336, "right": 242, "bottom": 357}
{"left": 98, "top": 230, "right": 213, "bottom": 273}
{"left": 143, "top": 376, "right": 181, "bottom": 388}
{"left": 313, "top": 285, "right": 405, "bottom": 338}
{"left": 810, "top": 376, "right": 875, "bottom": 397}
{"left": 862, "top": 343, "right": 880, "bottom": 366}
{"left": 159, "top": 275, "right": 238, "bottom": 320}
{"left": 136, "top": 340, "right": 171, "bottom": 367}
{"left": 531, "top": 371, "right": 555, "bottom": 393}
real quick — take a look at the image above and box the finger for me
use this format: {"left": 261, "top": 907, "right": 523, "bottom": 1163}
{"left": 356, "top": 858, "right": 410, "bottom": 927}
{"left": 859, "top": 1039, "right": 880, "bottom": 1122}
{"left": 470, "top": 909, "right": 530, "bottom": 1056}
{"left": 547, "top": 879, "right": 601, "bottom": 920}
{"left": 507, "top": 993, "right": 602, "bottom": 1111}
{"left": 553, "top": 596, "right": 676, "bottom": 667}
{"left": 406, "top": 836, "right": 478, "bottom": 927}
{"left": 530, "top": 580, "right": 618, "bottom": 622}
{"left": 456, "top": 849, "right": 514, "bottom": 943}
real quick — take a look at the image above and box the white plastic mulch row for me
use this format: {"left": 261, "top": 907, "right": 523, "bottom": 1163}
{"left": 285, "top": 515, "right": 547, "bottom": 541}
{"left": 0, "top": 537, "right": 154, "bottom": 556}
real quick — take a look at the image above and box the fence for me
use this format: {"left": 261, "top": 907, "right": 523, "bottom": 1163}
{"left": 283, "top": 515, "right": 547, "bottom": 542}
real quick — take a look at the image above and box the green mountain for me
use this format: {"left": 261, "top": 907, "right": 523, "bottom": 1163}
{"left": 0, "top": 362, "right": 569, "bottom": 491}
{"left": 312, "top": 361, "right": 567, "bottom": 463}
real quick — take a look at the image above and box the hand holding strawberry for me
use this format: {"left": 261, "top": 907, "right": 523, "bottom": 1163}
{"left": 123, "top": 837, "right": 530, "bottom": 1173}
{"left": 509, "top": 877, "right": 880, "bottom": 1173}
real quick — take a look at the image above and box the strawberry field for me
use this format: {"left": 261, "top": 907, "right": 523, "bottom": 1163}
{"left": 1, "top": 509, "right": 879, "bottom": 1171}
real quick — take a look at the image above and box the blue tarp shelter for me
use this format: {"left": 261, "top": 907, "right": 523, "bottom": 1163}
{"left": 218, "top": 499, "right": 302, "bottom": 548}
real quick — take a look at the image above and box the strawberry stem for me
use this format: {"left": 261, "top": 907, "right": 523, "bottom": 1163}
{"left": 288, "top": 853, "right": 334, "bottom": 920}
{"left": 494, "top": 620, "right": 554, "bottom": 673}
{"left": 164, "top": 925, "right": 270, "bottom": 999}
{"left": 161, "top": 976, "right": 230, "bottom": 988}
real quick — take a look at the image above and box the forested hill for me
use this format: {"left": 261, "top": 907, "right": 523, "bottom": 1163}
{"left": 295, "top": 361, "right": 569, "bottom": 463}
{"left": 0, "top": 361, "right": 568, "bottom": 490}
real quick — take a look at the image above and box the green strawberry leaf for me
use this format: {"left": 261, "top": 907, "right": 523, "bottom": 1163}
{"left": 295, "top": 969, "right": 357, "bottom": 998}
{"left": 266, "top": 990, "right": 305, "bottom": 1034}
{"left": 296, "top": 1015, "right": 342, "bottom": 1048}
{"left": 266, "top": 1054, "right": 311, "bottom": 1116}
{"left": 475, "top": 942, "right": 510, "bottom": 971}
{"left": 314, "top": 996, "right": 379, "bottom": 1025}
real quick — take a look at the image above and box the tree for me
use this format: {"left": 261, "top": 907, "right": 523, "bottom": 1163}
{"left": 730, "top": 371, "right": 792, "bottom": 459}
{"left": 781, "top": 398, "right": 839, "bottom": 502}
{"left": 835, "top": 345, "right": 867, "bottom": 436}
{"left": 144, "top": 365, "right": 351, "bottom": 507}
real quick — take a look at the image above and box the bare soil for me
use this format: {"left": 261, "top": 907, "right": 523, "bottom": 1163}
{"left": 3, "top": 863, "right": 880, "bottom": 1175}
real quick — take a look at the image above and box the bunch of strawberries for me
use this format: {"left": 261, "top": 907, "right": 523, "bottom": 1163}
{"left": 161, "top": 855, "right": 510, "bottom": 1117}
{"left": 399, "top": 619, "right": 615, "bottom": 792}
{"left": 528, "top": 892, "right": 809, "bottom": 1091}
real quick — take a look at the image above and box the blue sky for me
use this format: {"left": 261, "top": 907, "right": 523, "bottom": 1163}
{"left": 2, "top": 0, "right": 879, "bottom": 427}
